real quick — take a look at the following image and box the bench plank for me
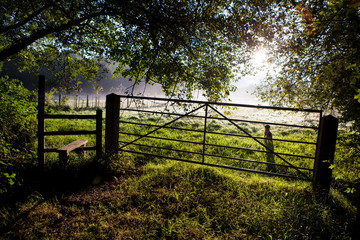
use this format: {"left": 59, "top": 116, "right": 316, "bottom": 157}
{"left": 58, "top": 139, "right": 88, "bottom": 163}
{"left": 58, "top": 139, "right": 88, "bottom": 154}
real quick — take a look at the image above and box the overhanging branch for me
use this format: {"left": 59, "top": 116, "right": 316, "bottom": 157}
{"left": 0, "top": 10, "right": 114, "bottom": 62}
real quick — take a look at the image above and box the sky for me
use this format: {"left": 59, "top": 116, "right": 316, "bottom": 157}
{"left": 227, "top": 48, "right": 268, "bottom": 105}
{"left": 134, "top": 73, "right": 264, "bottom": 105}
{"left": 135, "top": 48, "right": 269, "bottom": 105}
{"left": 228, "top": 72, "right": 264, "bottom": 105}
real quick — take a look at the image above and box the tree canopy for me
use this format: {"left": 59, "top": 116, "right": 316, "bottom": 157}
{"left": 1, "top": 0, "right": 359, "bottom": 128}
{"left": 0, "top": 0, "right": 282, "bottom": 101}
{"left": 256, "top": 0, "right": 360, "bottom": 129}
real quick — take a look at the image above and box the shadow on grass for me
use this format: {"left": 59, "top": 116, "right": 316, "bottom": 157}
{"left": 0, "top": 157, "right": 139, "bottom": 233}
{"left": 1, "top": 160, "right": 105, "bottom": 201}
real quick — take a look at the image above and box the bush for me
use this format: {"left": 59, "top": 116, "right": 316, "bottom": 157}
{"left": 0, "top": 76, "right": 37, "bottom": 159}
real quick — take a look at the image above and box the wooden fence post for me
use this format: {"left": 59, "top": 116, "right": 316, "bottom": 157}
{"left": 38, "top": 75, "right": 45, "bottom": 167}
{"left": 105, "top": 94, "right": 120, "bottom": 155}
{"left": 313, "top": 115, "right": 339, "bottom": 194}
{"left": 96, "top": 109, "right": 103, "bottom": 158}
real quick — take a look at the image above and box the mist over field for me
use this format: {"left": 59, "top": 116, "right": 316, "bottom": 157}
{"left": 0, "top": 60, "right": 163, "bottom": 97}
{"left": 0, "top": 59, "right": 262, "bottom": 105}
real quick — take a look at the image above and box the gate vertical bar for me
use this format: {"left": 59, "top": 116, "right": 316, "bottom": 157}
{"left": 313, "top": 115, "right": 338, "bottom": 194}
{"left": 105, "top": 94, "right": 120, "bottom": 155}
{"left": 202, "top": 104, "right": 208, "bottom": 163}
{"left": 38, "top": 75, "right": 45, "bottom": 167}
{"left": 96, "top": 109, "right": 103, "bottom": 158}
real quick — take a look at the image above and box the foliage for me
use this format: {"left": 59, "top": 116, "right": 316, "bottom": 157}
{"left": 0, "top": 161, "right": 17, "bottom": 195}
{"left": 256, "top": 0, "right": 360, "bottom": 130}
{"left": 0, "top": 0, "right": 283, "bottom": 101}
{"left": 0, "top": 76, "right": 37, "bottom": 159}
{"left": 10, "top": 48, "right": 110, "bottom": 93}
{"left": 2, "top": 0, "right": 358, "bottom": 121}
{"left": 0, "top": 76, "right": 36, "bottom": 195}
{"left": 332, "top": 130, "right": 360, "bottom": 200}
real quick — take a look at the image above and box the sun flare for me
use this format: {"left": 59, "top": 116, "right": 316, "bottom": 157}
{"left": 252, "top": 49, "right": 268, "bottom": 66}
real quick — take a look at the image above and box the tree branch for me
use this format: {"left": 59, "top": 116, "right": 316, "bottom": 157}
{"left": 0, "top": 4, "right": 52, "bottom": 34}
{"left": 0, "top": 10, "right": 116, "bottom": 62}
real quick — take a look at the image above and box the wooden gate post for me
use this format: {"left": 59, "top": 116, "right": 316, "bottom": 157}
{"left": 105, "top": 94, "right": 120, "bottom": 155}
{"left": 313, "top": 115, "right": 339, "bottom": 194}
{"left": 96, "top": 109, "right": 103, "bottom": 158}
{"left": 38, "top": 75, "right": 45, "bottom": 167}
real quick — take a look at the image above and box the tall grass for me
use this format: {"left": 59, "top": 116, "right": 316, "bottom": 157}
{"left": 1, "top": 160, "right": 353, "bottom": 239}
{"left": 0, "top": 106, "right": 357, "bottom": 239}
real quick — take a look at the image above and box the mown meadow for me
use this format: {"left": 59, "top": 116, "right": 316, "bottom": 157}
{"left": 0, "top": 103, "right": 359, "bottom": 239}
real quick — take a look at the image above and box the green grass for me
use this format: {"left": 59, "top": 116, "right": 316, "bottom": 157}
{"left": 0, "top": 107, "right": 358, "bottom": 239}
{"left": 0, "top": 159, "right": 354, "bottom": 239}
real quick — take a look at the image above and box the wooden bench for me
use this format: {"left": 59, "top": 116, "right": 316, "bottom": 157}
{"left": 58, "top": 139, "right": 88, "bottom": 163}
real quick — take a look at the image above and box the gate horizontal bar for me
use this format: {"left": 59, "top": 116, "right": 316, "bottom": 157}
{"left": 205, "top": 153, "right": 313, "bottom": 171}
{"left": 120, "top": 120, "right": 317, "bottom": 145}
{"left": 121, "top": 108, "right": 318, "bottom": 129}
{"left": 118, "top": 140, "right": 313, "bottom": 172}
{"left": 205, "top": 143, "right": 315, "bottom": 159}
{"left": 44, "top": 130, "right": 97, "bottom": 136}
{"left": 119, "top": 131, "right": 203, "bottom": 145}
{"left": 119, "top": 120, "right": 204, "bottom": 134}
{"left": 117, "top": 94, "right": 322, "bottom": 113}
{"left": 45, "top": 114, "right": 98, "bottom": 119}
{"left": 118, "top": 140, "right": 202, "bottom": 156}
{"left": 206, "top": 131, "right": 317, "bottom": 145}
{"left": 119, "top": 149, "right": 311, "bottom": 181}
{"left": 44, "top": 146, "right": 97, "bottom": 152}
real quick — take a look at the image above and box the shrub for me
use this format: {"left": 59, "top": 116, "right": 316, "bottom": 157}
{"left": 0, "top": 76, "right": 37, "bottom": 159}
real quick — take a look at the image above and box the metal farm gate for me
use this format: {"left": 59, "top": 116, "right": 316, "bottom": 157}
{"left": 104, "top": 94, "right": 338, "bottom": 191}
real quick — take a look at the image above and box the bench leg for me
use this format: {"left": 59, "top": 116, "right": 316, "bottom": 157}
{"left": 74, "top": 145, "right": 86, "bottom": 159}
{"left": 59, "top": 144, "right": 87, "bottom": 164}
{"left": 82, "top": 143, "right": 86, "bottom": 158}
{"left": 59, "top": 151, "right": 69, "bottom": 164}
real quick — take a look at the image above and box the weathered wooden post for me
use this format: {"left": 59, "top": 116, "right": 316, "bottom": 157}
{"left": 38, "top": 75, "right": 45, "bottom": 167}
{"left": 313, "top": 115, "right": 338, "bottom": 194}
{"left": 96, "top": 109, "right": 103, "bottom": 158}
{"left": 105, "top": 94, "right": 120, "bottom": 155}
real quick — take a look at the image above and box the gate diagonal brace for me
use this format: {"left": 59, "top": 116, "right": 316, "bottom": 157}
{"left": 118, "top": 104, "right": 206, "bottom": 150}
{"left": 208, "top": 105, "right": 310, "bottom": 180}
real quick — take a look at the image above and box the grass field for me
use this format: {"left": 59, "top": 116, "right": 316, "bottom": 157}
{"left": 0, "top": 159, "right": 355, "bottom": 239}
{"left": 0, "top": 105, "right": 358, "bottom": 239}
